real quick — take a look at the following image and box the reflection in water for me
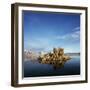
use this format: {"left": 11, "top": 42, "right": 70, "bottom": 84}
{"left": 39, "top": 59, "right": 67, "bottom": 70}
{"left": 24, "top": 56, "right": 80, "bottom": 77}
{"left": 53, "top": 62, "right": 65, "bottom": 69}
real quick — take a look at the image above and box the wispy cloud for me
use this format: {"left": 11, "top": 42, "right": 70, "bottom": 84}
{"left": 71, "top": 31, "right": 80, "bottom": 39}
{"left": 73, "top": 26, "right": 80, "bottom": 31}
{"left": 55, "top": 27, "right": 80, "bottom": 40}
{"left": 25, "top": 27, "right": 80, "bottom": 52}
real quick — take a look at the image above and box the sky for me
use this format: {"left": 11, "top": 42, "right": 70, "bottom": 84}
{"left": 23, "top": 11, "right": 80, "bottom": 53}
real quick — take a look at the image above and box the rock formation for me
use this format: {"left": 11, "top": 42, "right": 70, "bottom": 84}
{"left": 24, "top": 50, "right": 39, "bottom": 60}
{"left": 38, "top": 48, "right": 71, "bottom": 69}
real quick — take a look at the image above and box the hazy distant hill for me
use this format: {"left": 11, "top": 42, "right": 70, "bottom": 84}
{"left": 65, "top": 53, "right": 80, "bottom": 56}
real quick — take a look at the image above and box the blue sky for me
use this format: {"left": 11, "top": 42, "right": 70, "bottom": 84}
{"left": 23, "top": 11, "right": 80, "bottom": 53}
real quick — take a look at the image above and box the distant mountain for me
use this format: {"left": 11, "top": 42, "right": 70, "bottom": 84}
{"left": 65, "top": 53, "right": 80, "bottom": 56}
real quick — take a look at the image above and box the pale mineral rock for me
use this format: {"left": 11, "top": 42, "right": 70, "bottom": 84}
{"left": 24, "top": 50, "right": 39, "bottom": 60}
{"left": 38, "top": 48, "right": 71, "bottom": 69}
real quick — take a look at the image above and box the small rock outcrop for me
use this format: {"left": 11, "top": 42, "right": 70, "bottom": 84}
{"left": 38, "top": 48, "right": 71, "bottom": 69}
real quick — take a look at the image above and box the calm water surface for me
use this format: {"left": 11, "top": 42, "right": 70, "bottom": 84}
{"left": 24, "top": 56, "right": 80, "bottom": 77}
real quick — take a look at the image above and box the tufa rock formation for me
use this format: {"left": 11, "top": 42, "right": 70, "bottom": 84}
{"left": 38, "top": 48, "right": 71, "bottom": 69}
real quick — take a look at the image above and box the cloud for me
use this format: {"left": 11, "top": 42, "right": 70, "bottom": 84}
{"left": 26, "top": 28, "right": 80, "bottom": 52}
{"left": 55, "top": 30, "right": 80, "bottom": 40}
{"left": 71, "top": 31, "right": 80, "bottom": 39}
{"left": 55, "top": 35, "right": 69, "bottom": 39}
{"left": 25, "top": 26, "right": 80, "bottom": 52}
{"left": 73, "top": 26, "right": 80, "bottom": 31}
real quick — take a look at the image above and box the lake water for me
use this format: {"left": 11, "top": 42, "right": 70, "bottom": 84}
{"left": 24, "top": 56, "right": 80, "bottom": 77}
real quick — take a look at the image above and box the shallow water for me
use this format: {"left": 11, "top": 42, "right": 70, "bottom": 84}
{"left": 24, "top": 56, "right": 80, "bottom": 77}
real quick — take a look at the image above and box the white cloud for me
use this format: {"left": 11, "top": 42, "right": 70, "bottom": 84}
{"left": 55, "top": 30, "right": 80, "bottom": 40}
{"left": 71, "top": 31, "right": 80, "bottom": 38}
{"left": 25, "top": 26, "right": 80, "bottom": 52}
{"left": 73, "top": 26, "right": 80, "bottom": 31}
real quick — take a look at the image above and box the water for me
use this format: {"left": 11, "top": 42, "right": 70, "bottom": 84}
{"left": 24, "top": 56, "right": 80, "bottom": 77}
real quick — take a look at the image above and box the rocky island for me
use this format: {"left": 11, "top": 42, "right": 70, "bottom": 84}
{"left": 24, "top": 48, "right": 71, "bottom": 69}
{"left": 38, "top": 48, "right": 71, "bottom": 69}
